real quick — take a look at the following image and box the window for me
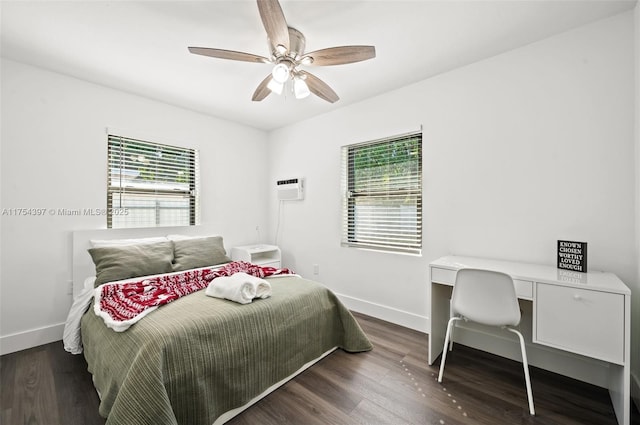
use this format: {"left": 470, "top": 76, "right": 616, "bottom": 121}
{"left": 341, "top": 132, "right": 422, "bottom": 254}
{"left": 107, "top": 134, "right": 199, "bottom": 228}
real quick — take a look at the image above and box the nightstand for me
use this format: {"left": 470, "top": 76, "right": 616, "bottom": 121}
{"left": 231, "top": 244, "right": 281, "bottom": 268}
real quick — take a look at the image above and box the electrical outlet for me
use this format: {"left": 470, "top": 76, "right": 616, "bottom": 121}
{"left": 313, "top": 264, "right": 319, "bottom": 275}
{"left": 67, "top": 280, "right": 73, "bottom": 295}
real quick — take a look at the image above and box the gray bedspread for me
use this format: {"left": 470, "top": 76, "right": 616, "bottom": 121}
{"left": 81, "top": 275, "right": 372, "bottom": 425}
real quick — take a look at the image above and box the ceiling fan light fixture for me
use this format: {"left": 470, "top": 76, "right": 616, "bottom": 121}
{"left": 189, "top": 0, "right": 375, "bottom": 103}
{"left": 271, "top": 63, "right": 290, "bottom": 84}
{"left": 267, "top": 78, "right": 284, "bottom": 95}
{"left": 294, "top": 77, "right": 310, "bottom": 99}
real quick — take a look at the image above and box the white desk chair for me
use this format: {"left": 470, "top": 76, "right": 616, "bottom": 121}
{"left": 437, "top": 268, "right": 535, "bottom": 415}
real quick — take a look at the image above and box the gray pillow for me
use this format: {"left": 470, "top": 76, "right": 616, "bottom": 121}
{"left": 172, "top": 236, "right": 231, "bottom": 272}
{"left": 89, "top": 241, "right": 174, "bottom": 286}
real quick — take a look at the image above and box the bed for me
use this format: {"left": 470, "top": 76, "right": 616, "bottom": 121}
{"left": 65, "top": 227, "right": 372, "bottom": 425}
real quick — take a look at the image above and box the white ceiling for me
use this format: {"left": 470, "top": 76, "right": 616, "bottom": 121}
{"left": 1, "top": 0, "right": 636, "bottom": 131}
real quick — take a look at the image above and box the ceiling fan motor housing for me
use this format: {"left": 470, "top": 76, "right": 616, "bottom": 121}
{"left": 276, "top": 27, "right": 305, "bottom": 60}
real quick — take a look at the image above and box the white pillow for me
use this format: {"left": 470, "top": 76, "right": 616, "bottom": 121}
{"left": 167, "top": 234, "right": 220, "bottom": 241}
{"left": 90, "top": 236, "right": 169, "bottom": 248}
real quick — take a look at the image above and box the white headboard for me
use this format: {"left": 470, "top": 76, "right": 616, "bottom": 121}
{"left": 72, "top": 225, "right": 222, "bottom": 297}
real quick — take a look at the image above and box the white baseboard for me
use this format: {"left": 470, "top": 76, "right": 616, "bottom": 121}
{"left": 335, "top": 292, "right": 429, "bottom": 333}
{"left": 0, "top": 323, "right": 64, "bottom": 355}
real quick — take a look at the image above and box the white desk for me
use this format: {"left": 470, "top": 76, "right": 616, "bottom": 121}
{"left": 428, "top": 255, "right": 631, "bottom": 425}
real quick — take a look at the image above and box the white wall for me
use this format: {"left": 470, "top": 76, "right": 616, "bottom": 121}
{"left": 267, "top": 11, "right": 636, "bottom": 381}
{"left": 0, "top": 59, "right": 269, "bottom": 354}
{"left": 633, "top": 1, "right": 640, "bottom": 411}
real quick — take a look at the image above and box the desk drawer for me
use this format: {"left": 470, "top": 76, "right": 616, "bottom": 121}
{"left": 431, "top": 267, "right": 456, "bottom": 285}
{"left": 431, "top": 267, "right": 532, "bottom": 299}
{"left": 534, "top": 283, "right": 624, "bottom": 364}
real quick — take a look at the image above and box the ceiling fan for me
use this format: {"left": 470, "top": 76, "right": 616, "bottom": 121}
{"left": 188, "top": 0, "right": 376, "bottom": 103}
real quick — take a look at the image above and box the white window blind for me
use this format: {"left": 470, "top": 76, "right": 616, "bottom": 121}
{"left": 341, "top": 132, "right": 422, "bottom": 254}
{"left": 107, "top": 135, "right": 200, "bottom": 229}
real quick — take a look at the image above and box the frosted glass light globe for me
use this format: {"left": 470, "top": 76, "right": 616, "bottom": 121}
{"left": 271, "top": 63, "right": 290, "bottom": 84}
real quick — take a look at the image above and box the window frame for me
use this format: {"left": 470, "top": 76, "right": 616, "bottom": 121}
{"left": 106, "top": 134, "right": 199, "bottom": 229}
{"left": 341, "top": 131, "right": 423, "bottom": 255}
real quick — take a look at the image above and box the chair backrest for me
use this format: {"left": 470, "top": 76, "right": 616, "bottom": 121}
{"left": 451, "top": 268, "right": 521, "bottom": 327}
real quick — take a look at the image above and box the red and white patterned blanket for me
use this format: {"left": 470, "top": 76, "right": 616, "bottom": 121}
{"left": 94, "top": 261, "right": 294, "bottom": 332}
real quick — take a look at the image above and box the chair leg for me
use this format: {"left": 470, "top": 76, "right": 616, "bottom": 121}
{"left": 448, "top": 300, "right": 455, "bottom": 352}
{"left": 508, "top": 328, "right": 535, "bottom": 415}
{"left": 448, "top": 320, "right": 455, "bottom": 352}
{"left": 438, "top": 317, "right": 460, "bottom": 383}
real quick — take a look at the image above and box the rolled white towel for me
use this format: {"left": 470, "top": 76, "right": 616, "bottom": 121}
{"left": 206, "top": 274, "right": 255, "bottom": 304}
{"left": 205, "top": 272, "right": 271, "bottom": 304}
{"left": 231, "top": 272, "right": 271, "bottom": 299}
{"left": 253, "top": 278, "right": 272, "bottom": 299}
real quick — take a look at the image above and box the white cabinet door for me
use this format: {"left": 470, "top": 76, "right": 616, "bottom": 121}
{"left": 534, "top": 283, "right": 625, "bottom": 364}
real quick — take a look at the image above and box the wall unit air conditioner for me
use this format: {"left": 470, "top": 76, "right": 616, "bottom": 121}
{"left": 277, "top": 177, "right": 304, "bottom": 201}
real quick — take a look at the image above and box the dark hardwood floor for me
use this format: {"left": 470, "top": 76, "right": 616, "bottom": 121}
{"left": 1, "top": 312, "right": 638, "bottom": 425}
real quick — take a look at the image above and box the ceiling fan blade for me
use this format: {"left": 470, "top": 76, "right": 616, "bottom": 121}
{"left": 252, "top": 74, "right": 273, "bottom": 101}
{"left": 257, "top": 0, "right": 290, "bottom": 52}
{"left": 299, "top": 71, "right": 339, "bottom": 103}
{"left": 188, "top": 47, "right": 270, "bottom": 63}
{"left": 305, "top": 46, "right": 376, "bottom": 66}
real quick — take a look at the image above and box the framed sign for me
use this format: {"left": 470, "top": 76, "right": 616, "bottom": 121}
{"left": 557, "top": 240, "right": 587, "bottom": 272}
